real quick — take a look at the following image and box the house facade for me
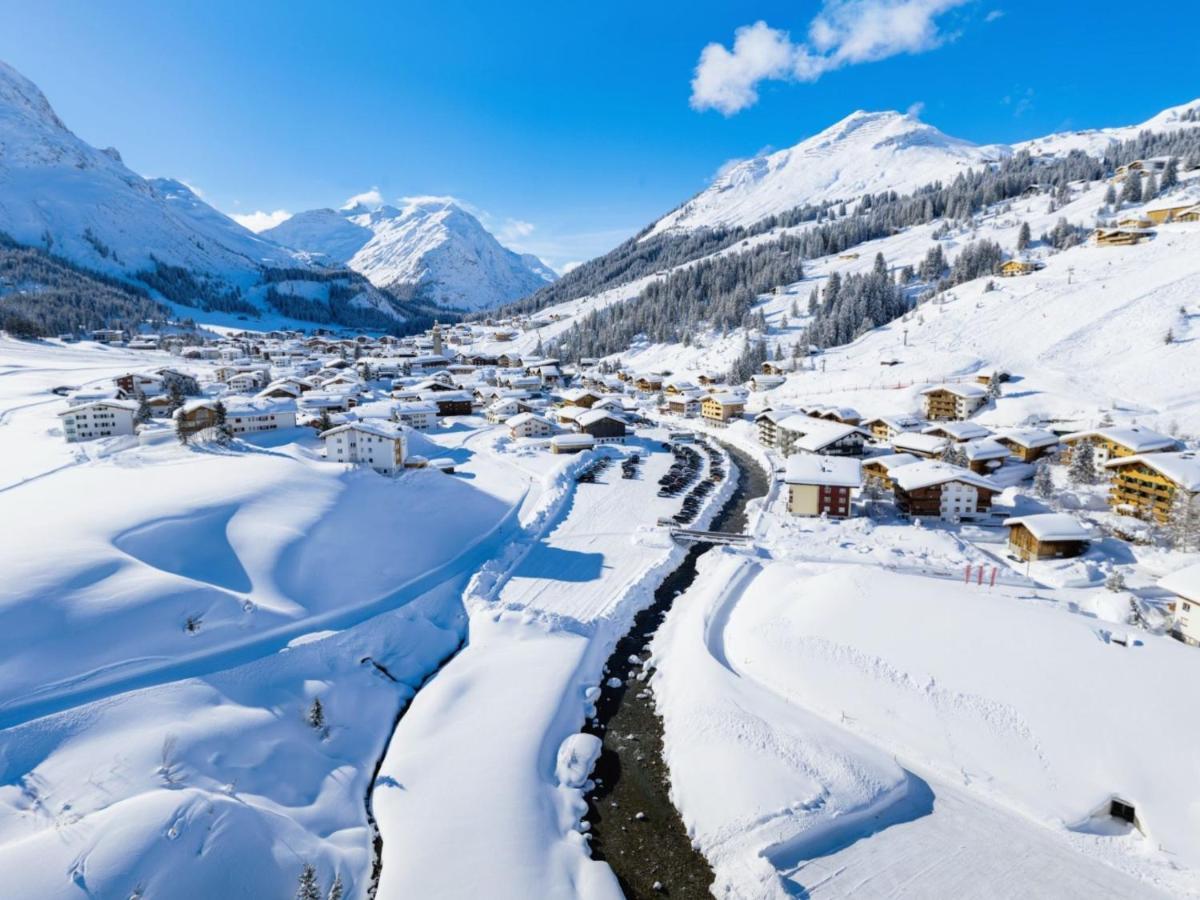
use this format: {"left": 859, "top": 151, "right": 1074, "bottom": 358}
{"left": 58, "top": 400, "right": 138, "bottom": 442}
{"left": 701, "top": 393, "right": 745, "bottom": 424}
{"left": 1104, "top": 452, "right": 1200, "bottom": 523}
{"left": 1003, "top": 514, "right": 1090, "bottom": 561}
{"left": 890, "top": 462, "right": 998, "bottom": 521}
{"left": 784, "top": 455, "right": 861, "bottom": 518}
{"left": 920, "top": 384, "right": 987, "bottom": 421}
{"left": 321, "top": 421, "right": 407, "bottom": 474}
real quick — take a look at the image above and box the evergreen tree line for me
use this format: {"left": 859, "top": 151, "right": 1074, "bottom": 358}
{"left": 556, "top": 236, "right": 806, "bottom": 360}
{"left": 803, "top": 253, "right": 910, "bottom": 348}
{"left": 0, "top": 238, "right": 171, "bottom": 337}
{"left": 137, "top": 259, "right": 260, "bottom": 316}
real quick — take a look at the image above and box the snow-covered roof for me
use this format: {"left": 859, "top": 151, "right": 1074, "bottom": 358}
{"left": 1063, "top": 425, "right": 1179, "bottom": 453}
{"left": 962, "top": 438, "right": 1011, "bottom": 461}
{"left": 863, "top": 452, "right": 920, "bottom": 472}
{"left": 576, "top": 408, "right": 624, "bottom": 427}
{"left": 1104, "top": 451, "right": 1200, "bottom": 491}
{"left": 223, "top": 396, "right": 297, "bottom": 416}
{"left": 550, "top": 433, "right": 595, "bottom": 449}
{"left": 924, "top": 421, "right": 991, "bottom": 440}
{"left": 706, "top": 392, "right": 744, "bottom": 406}
{"left": 891, "top": 431, "right": 950, "bottom": 455}
{"left": 995, "top": 427, "right": 1059, "bottom": 450}
{"left": 784, "top": 454, "right": 862, "bottom": 487}
{"left": 1160, "top": 563, "right": 1200, "bottom": 602}
{"left": 786, "top": 418, "right": 867, "bottom": 452}
{"left": 508, "top": 412, "right": 550, "bottom": 428}
{"left": 394, "top": 401, "right": 439, "bottom": 414}
{"left": 57, "top": 398, "right": 139, "bottom": 415}
{"left": 890, "top": 461, "right": 998, "bottom": 492}
{"left": 921, "top": 382, "right": 988, "bottom": 399}
{"left": 1002, "top": 514, "right": 1091, "bottom": 542}
{"left": 320, "top": 420, "right": 406, "bottom": 440}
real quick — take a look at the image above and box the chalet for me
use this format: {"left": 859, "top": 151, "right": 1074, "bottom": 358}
{"left": 1113, "top": 158, "right": 1169, "bottom": 181}
{"left": 750, "top": 374, "right": 786, "bottom": 392}
{"left": 815, "top": 406, "right": 863, "bottom": 427}
{"left": 784, "top": 455, "right": 861, "bottom": 518}
{"left": 1061, "top": 426, "right": 1178, "bottom": 476}
{"left": 556, "top": 405, "right": 588, "bottom": 426}
{"left": 550, "top": 433, "right": 595, "bottom": 454}
{"left": 227, "top": 371, "right": 268, "bottom": 393}
{"left": 90, "top": 328, "right": 127, "bottom": 344}
{"left": 920, "top": 383, "right": 988, "bottom": 421}
{"left": 999, "top": 259, "right": 1043, "bottom": 277}
{"left": 891, "top": 431, "right": 950, "bottom": 460}
{"left": 994, "top": 428, "right": 1059, "bottom": 462}
{"left": 1092, "top": 228, "right": 1148, "bottom": 247}
{"left": 257, "top": 382, "right": 303, "bottom": 400}
{"left": 1174, "top": 204, "right": 1200, "bottom": 223}
{"left": 559, "top": 388, "right": 603, "bottom": 408}
{"left": 321, "top": 421, "right": 406, "bottom": 475}
{"left": 487, "top": 399, "right": 526, "bottom": 423}
{"left": 1116, "top": 216, "right": 1155, "bottom": 230}
{"left": 974, "top": 368, "right": 1010, "bottom": 386}
{"left": 58, "top": 399, "right": 138, "bottom": 443}
{"left": 393, "top": 401, "right": 439, "bottom": 431}
{"left": 667, "top": 392, "right": 702, "bottom": 418}
{"left": 113, "top": 372, "right": 163, "bottom": 396}
{"left": 1160, "top": 563, "right": 1200, "bottom": 646}
{"left": 664, "top": 380, "right": 698, "bottom": 396}
{"left": 923, "top": 421, "right": 991, "bottom": 443}
{"left": 299, "top": 392, "right": 356, "bottom": 415}
{"left": 172, "top": 399, "right": 222, "bottom": 437}
{"left": 696, "top": 372, "right": 721, "bottom": 386}
{"left": 890, "top": 462, "right": 999, "bottom": 521}
{"left": 1104, "top": 451, "right": 1200, "bottom": 523}
{"left": 1144, "top": 199, "right": 1197, "bottom": 224}
{"left": 507, "top": 412, "right": 554, "bottom": 439}
{"left": 961, "top": 438, "right": 1011, "bottom": 474}
{"left": 575, "top": 409, "right": 627, "bottom": 444}
{"left": 425, "top": 391, "right": 474, "bottom": 417}
{"left": 755, "top": 409, "right": 792, "bottom": 448}
{"left": 761, "top": 359, "right": 798, "bottom": 376}
{"left": 778, "top": 416, "right": 868, "bottom": 457}
{"left": 701, "top": 392, "right": 745, "bottom": 424}
{"left": 861, "top": 452, "right": 919, "bottom": 490}
{"left": 1003, "top": 514, "right": 1090, "bottom": 561}
{"left": 223, "top": 397, "right": 297, "bottom": 434}
{"left": 862, "top": 414, "right": 923, "bottom": 443}
{"left": 634, "top": 374, "right": 664, "bottom": 393}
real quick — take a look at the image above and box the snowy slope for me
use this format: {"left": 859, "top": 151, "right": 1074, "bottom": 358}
{"left": 649, "top": 110, "right": 1010, "bottom": 236}
{"left": 1016, "top": 98, "right": 1200, "bottom": 159}
{"left": 264, "top": 197, "right": 555, "bottom": 311}
{"left": 0, "top": 61, "right": 298, "bottom": 283}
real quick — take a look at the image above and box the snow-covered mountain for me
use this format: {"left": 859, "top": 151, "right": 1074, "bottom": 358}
{"left": 650, "top": 110, "right": 1011, "bottom": 236}
{"left": 1015, "top": 97, "right": 1200, "bottom": 160}
{"left": 263, "top": 197, "right": 555, "bottom": 311}
{"left": 0, "top": 61, "right": 298, "bottom": 282}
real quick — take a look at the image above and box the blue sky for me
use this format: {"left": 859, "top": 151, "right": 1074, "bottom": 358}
{"left": 3, "top": 0, "right": 1198, "bottom": 270}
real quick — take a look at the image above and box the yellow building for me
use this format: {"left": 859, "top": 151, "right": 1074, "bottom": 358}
{"left": 1092, "top": 228, "right": 1148, "bottom": 247}
{"left": 1061, "top": 426, "right": 1178, "bottom": 476}
{"left": 1104, "top": 452, "right": 1200, "bottom": 523}
{"left": 1145, "top": 202, "right": 1196, "bottom": 225}
{"left": 1000, "top": 259, "right": 1041, "bottom": 277}
{"left": 701, "top": 392, "right": 745, "bottom": 423}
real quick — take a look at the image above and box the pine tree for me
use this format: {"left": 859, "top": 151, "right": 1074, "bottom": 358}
{"left": 327, "top": 874, "right": 344, "bottom": 900}
{"left": 986, "top": 374, "right": 1002, "bottom": 400}
{"left": 1105, "top": 569, "right": 1126, "bottom": 592}
{"left": 175, "top": 414, "right": 190, "bottom": 446}
{"left": 134, "top": 397, "right": 152, "bottom": 426}
{"left": 307, "top": 698, "right": 326, "bottom": 733}
{"left": 1103, "top": 183, "right": 1117, "bottom": 206}
{"left": 1120, "top": 172, "right": 1142, "bottom": 205}
{"left": 1143, "top": 173, "right": 1157, "bottom": 202}
{"left": 1161, "top": 157, "right": 1179, "bottom": 190}
{"left": 296, "top": 864, "right": 321, "bottom": 900}
{"left": 1016, "top": 221, "right": 1031, "bottom": 251}
{"left": 166, "top": 382, "right": 186, "bottom": 415}
{"left": 1168, "top": 489, "right": 1200, "bottom": 551}
{"left": 1068, "top": 439, "right": 1096, "bottom": 485}
{"left": 1165, "top": 327, "right": 1175, "bottom": 344}
{"left": 1033, "top": 460, "right": 1054, "bottom": 499}
{"left": 317, "top": 408, "right": 333, "bottom": 433}
{"left": 213, "top": 400, "right": 233, "bottom": 445}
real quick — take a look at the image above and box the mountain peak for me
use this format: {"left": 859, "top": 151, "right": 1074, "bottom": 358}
{"left": 0, "top": 60, "right": 67, "bottom": 132}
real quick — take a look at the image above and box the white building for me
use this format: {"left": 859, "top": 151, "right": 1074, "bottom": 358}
{"left": 223, "top": 397, "right": 297, "bottom": 434}
{"left": 1161, "top": 563, "right": 1200, "bottom": 646}
{"left": 920, "top": 383, "right": 988, "bottom": 420}
{"left": 507, "top": 412, "right": 554, "bottom": 439}
{"left": 321, "top": 421, "right": 407, "bottom": 475}
{"left": 394, "top": 401, "right": 439, "bottom": 431}
{"left": 58, "top": 400, "right": 138, "bottom": 442}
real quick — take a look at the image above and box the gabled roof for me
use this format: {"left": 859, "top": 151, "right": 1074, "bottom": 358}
{"left": 508, "top": 412, "right": 551, "bottom": 428}
{"left": 576, "top": 408, "right": 625, "bottom": 428}
{"left": 58, "top": 399, "right": 139, "bottom": 416}
{"left": 1003, "top": 514, "right": 1091, "bottom": 542}
{"left": 995, "top": 427, "right": 1059, "bottom": 450}
{"left": 961, "top": 438, "right": 1010, "bottom": 462}
{"left": 891, "top": 431, "right": 950, "bottom": 455}
{"left": 890, "top": 461, "right": 998, "bottom": 492}
{"left": 320, "top": 420, "right": 406, "bottom": 440}
{"left": 1104, "top": 451, "right": 1200, "bottom": 491}
{"left": 924, "top": 421, "right": 991, "bottom": 440}
{"left": 1161, "top": 563, "right": 1200, "bottom": 603}
{"left": 863, "top": 452, "right": 920, "bottom": 472}
{"left": 921, "top": 382, "right": 988, "bottom": 399}
{"left": 1063, "top": 425, "right": 1179, "bottom": 453}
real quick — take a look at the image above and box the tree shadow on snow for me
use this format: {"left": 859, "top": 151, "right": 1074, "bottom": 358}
{"left": 510, "top": 545, "right": 605, "bottom": 583}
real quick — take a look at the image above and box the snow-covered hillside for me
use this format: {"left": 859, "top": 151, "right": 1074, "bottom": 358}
{"left": 264, "top": 197, "right": 555, "bottom": 311}
{"left": 648, "top": 101, "right": 1200, "bottom": 239}
{"left": 0, "top": 62, "right": 297, "bottom": 283}
{"left": 650, "top": 110, "right": 1009, "bottom": 236}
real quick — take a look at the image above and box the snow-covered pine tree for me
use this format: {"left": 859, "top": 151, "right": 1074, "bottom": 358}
{"left": 307, "top": 698, "right": 326, "bottom": 733}
{"left": 1104, "top": 183, "right": 1117, "bottom": 206}
{"left": 1033, "top": 460, "right": 1054, "bottom": 499}
{"left": 1068, "top": 439, "right": 1096, "bottom": 485}
{"left": 1143, "top": 173, "right": 1158, "bottom": 202}
{"left": 296, "top": 864, "right": 321, "bottom": 900}
{"left": 327, "top": 874, "right": 344, "bottom": 900}
{"left": 213, "top": 400, "right": 233, "bottom": 445}
{"left": 986, "top": 374, "right": 1002, "bottom": 400}
{"left": 134, "top": 397, "right": 151, "bottom": 426}
{"left": 1167, "top": 488, "right": 1200, "bottom": 551}
{"left": 1120, "top": 172, "right": 1142, "bottom": 205}
{"left": 1105, "top": 569, "right": 1126, "bottom": 592}
{"left": 1016, "top": 221, "right": 1031, "bottom": 251}
{"left": 1161, "top": 157, "right": 1179, "bottom": 190}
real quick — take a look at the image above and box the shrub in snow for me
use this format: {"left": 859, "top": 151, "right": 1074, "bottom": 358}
{"left": 1068, "top": 439, "right": 1097, "bottom": 486}
{"left": 1033, "top": 461, "right": 1055, "bottom": 500}
{"left": 306, "top": 697, "right": 328, "bottom": 737}
{"left": 1106, "top": 570, "right": 1126, "bottom": 592}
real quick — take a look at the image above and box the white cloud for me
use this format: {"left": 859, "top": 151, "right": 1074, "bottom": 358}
{"left": 560, "top": 261, "right": 583, "bottom": 275}
{"left": 231, "top": 209, "right": 292, "bottom": 232}
{"left": 906, "top": 100, "right": 926, "bottom": 118}
{"left": 498, "top": 218, "right": 536, "bottom": 243}
{"left": 341, "top": 187, "right": 385, "bottom": 210}
{"left": 985, "top": 9, "right": 1004, "bottom": 22}
{"left": 690, "top": 0, "right": 970, "bottom": 115}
